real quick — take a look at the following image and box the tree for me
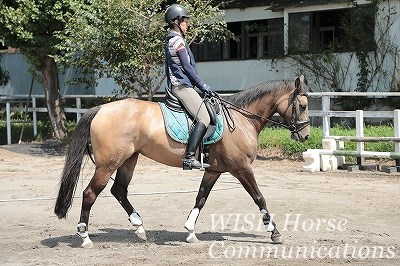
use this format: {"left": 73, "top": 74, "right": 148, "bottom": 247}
{"left": 0, "top": 0, "right": 71, "bottom": 139}
{"left": 57, "top": 0, "right": 233, "bottom": 100}
{"left": 284, "top": 0, "right": 399, "bottom": 98}
{"left": 0, "top": 54, "right": 10, "bottom": 86}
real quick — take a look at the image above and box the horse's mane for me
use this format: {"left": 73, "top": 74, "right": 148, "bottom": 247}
{"left": 224, "top": 80, "right": 294, "bottom": 108}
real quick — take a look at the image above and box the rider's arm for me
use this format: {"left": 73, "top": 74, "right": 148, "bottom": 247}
{"left": 176, "top": 46, "right": 210, "bottom": 93}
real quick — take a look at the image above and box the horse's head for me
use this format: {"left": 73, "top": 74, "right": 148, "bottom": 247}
{"left": 275, "top": 75, "right": 310, "bottom": 142}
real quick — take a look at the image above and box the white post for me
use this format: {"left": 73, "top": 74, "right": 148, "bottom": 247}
{"left": 6, "top": 102, "right": 11, "bottom": 145}
{"left": 394, "top": 110, "right": 400, "bottom": 168}
{"left": 322, "top": 95, "right": 331, "bottom": 138}
{"left": 76, "top": 97, "right": 82, "bottom": 122}
{"left": 356, "top": 110, "right": 364, "bottom": 165}
{"left": 32, "top": 97, "right": 37, "bottom": 138}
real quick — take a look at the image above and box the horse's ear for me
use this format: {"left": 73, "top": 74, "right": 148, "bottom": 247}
{"left": 295, "top": 75, "right": 304, "bottom": 90}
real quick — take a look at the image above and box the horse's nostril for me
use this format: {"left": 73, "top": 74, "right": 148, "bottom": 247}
{"left": 305, "top": 135, "right": 309, "bottom": 141}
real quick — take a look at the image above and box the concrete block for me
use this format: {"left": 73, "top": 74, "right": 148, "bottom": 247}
{"left": 336, "top": 141, "right": 345, "bottom": 150}
{"left": 303, "top": 149, "right": 321, "bottom": 172}
{"left": 360, "top": 164, "right": 378, "bottom": 171}
{"left": 329, "top": 155, "right": 338, "bottom": 170}
{"left": 347, "top": 165, "right": 360, "bottom": 172}
{"left": 386, "top": 167, "right": 398, "bottom": 174}
{"left": 320, "top": 154, "right": 332, "bottom": 171}
{"left": 322, "top": 139, "right": 337, "bottom": 150}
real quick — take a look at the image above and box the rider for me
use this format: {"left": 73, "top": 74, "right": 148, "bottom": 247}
{"left": 165, "top": 4, "right": 213, "bottom": 170}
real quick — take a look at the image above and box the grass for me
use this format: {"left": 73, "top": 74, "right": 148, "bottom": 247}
{"left": 259, "top": 125, "right": 395, "bottom": 159}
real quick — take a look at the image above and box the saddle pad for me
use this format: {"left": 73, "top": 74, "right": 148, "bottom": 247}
{"left": 159, "top": 102, "right": 224, "bottom": 144}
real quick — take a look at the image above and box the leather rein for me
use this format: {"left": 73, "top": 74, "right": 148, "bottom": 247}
{"left": 213, "top": 89, "right": 310, "bottom": 135}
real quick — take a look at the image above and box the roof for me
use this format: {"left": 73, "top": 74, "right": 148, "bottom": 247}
{"left": 217, "top": 0, "right": 353, "bottom": 11}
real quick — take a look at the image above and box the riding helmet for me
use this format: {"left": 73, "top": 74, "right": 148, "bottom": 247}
{"left": 165, "top": 4, "right": 190, "bottom": 25}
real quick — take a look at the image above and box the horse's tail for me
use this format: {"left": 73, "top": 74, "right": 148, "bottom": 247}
{"left": 54, "top": 106, "right": 101, "bottom": 219}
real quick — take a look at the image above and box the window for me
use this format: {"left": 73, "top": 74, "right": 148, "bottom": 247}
{"left": 289, "top": 5, "right": 375, "bottom": 54}
{"left": 223, "top": 22, "right": 242, "bottom": 59}
{"left": 193, "top": 18, "right": 284, "bottom": 62}
{"left": 197, "top": 41, "right": 222, "bottom": 61}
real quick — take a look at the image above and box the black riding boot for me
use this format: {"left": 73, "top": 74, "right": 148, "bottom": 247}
{"left": 183, "top": 122, "right": 210, "bottom": 170}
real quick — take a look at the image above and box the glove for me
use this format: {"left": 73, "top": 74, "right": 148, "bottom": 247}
{"left": 201, "top": 84, "right": 212, "bottom": 94}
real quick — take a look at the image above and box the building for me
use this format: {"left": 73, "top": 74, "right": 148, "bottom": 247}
{"left": 1, "top": 0, "right": 399, "bottom": 96}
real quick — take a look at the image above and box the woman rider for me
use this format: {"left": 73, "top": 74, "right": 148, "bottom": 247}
{"left": 164, "top": 4, "right": 213, "bottom": 170}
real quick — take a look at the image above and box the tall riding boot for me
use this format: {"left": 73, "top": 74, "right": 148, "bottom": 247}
{"left": 183, "top": 122, "right": 210, "bottom": 170}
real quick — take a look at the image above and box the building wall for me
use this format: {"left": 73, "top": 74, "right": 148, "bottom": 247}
{"left": 1, "top": 0, "right": 399, "bottom": 96}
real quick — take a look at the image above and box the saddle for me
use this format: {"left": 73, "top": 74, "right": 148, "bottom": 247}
{"left": 159, "top": 89, "right": 224, "bottom": 145}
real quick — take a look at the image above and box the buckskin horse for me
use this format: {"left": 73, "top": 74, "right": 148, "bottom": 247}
{"left": 54, "top": 75, "right": 310, "bottom": 248}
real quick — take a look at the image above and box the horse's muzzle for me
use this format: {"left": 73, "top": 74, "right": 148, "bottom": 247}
{"left": 290, "top": 120, "right": 310, "bottom": 142}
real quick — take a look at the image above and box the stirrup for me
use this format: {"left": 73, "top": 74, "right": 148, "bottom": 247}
{"left": 183, "top": 158, "right": 210, "bottom": 170}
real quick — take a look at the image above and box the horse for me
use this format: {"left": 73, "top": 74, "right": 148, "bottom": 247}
{"left": 54, "top": 75, "right": 310, "bottom": 248}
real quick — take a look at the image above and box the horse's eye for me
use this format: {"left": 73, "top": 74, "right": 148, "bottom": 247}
{"left": 300, "top": 104, "right": 307, "bottom": 111}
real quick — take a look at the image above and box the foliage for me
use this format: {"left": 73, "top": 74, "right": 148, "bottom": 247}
{"left": 57, "top": 0, "right": 233, "bottom": 100}
{"left": 0, "top": 0, "right": 73, "bottom": 70}
{"left": 0, "top": 0, "right": 74, "bottom": 139}
{"left": 285, "top": 0, "right": 399, "bottom": 99}
{"left": 259, "top": 125, "right": 395, "bottom": 158}
{"left": 0, "top": 54, "right": 10, "bottom": 86}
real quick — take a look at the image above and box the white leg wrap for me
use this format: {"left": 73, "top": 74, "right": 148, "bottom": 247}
{"left": 129, "top": 212, "right": 143, "bottom": 226}
{"left": 184, "top": 208, "right": 200, "bottom": 231}
{"left": 77, "top": 222, "right": 88, "bottom": 238}
{"left": 77, "top": 222, "right": 93, "bottom": 248}
{"left": 261, "top": 209, "right": 275, "bottom": 232}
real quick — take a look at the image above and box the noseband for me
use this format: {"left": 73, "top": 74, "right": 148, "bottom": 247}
{"left": 288, "top": 89, "right": 310, "bottom": 136}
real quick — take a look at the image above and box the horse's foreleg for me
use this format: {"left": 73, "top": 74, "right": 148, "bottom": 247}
{"left": 233, "top": 167, "right": 283, "bottom": 244}
{"left": 185, "top": 171, "right": 220, "bottom": 243}
{"left": 78, "top": 167, "right": 112, "bottom": 248}
{"left": 110, "top": 153, "right": 146, "bottom": 240}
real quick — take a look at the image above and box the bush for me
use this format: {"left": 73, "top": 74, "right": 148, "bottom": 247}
{"left": 258, "top": 125, "right": 396, "bottom": 158}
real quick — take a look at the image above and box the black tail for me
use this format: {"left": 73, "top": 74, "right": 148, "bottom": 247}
{"left": 54, "top": 106, "right": 101, "bottom": 219}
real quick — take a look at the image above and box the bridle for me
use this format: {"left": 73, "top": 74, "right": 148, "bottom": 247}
{"left": 287, "top": 88, "right": 310, "bottom": 135}
{"left": 214, "top": 88, "right": 310, "bottom": 135}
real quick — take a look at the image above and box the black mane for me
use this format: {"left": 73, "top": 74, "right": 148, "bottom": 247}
{"left": 224, "top": 80, "right": 294, "bottom": 108}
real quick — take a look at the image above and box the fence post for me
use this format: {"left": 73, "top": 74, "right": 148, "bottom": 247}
{"left": 322, "top": 95, "right": 330, "bottom": 138}
{"left": 356, "top": 110, "right": 364, "bottom": 165}
{"left": 32, "top": 97, "right": 38, "bottom": 138}
{"left": 6, "top": 101, "right": 11, "bottom": 145}
{"left": 76, "top": 97, "right": 81, "bottom": 122}
{"left": 395, "top": 109, "right": 400, "bottom": 167}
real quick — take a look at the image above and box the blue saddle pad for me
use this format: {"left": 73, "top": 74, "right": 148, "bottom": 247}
{"left": 159, "top": 102, "right": 223, "bottom": 144}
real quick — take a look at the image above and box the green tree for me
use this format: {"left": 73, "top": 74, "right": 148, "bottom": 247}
{"left": 57, "top": 0, "right": 233, "bottom": 100}
{"left": 285, "top": 0, "right": 399, "bottom": 96}
{"left": 0, "top": 0, "right": 71, "bottom": 139}
{"left": 0, "top": 54, "right": 10, "bottom": 86}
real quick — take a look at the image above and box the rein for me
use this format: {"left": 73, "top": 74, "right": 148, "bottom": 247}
{"left": 213, "top": 90, "right": 309, "bottom": 134}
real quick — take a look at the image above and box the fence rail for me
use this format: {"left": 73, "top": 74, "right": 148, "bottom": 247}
{"left": 1, "top": 92, "right": 400, "bottom": 146}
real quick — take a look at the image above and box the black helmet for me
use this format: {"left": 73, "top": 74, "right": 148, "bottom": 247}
{"left": 165, "top": 4, "right": 190, "bottom": 25}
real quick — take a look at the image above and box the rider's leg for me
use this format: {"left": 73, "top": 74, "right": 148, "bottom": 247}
{"left": 171, "top": 86, "right": 210, "bottom": 170}
{"left": 183, "top": 121, "right": 209, "bottom": 170}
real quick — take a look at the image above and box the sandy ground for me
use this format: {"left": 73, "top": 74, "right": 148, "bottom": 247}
{"left": 0, "top": 144, "right": 399, "bottom": 266}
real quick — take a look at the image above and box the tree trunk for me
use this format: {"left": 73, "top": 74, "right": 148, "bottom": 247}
{"left": 41, "top": 56, "right": 67, "bottom": 140}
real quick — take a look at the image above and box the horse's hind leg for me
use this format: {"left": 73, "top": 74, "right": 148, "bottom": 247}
{"left": 110, "top": 153, "right": 146, "bottom": 240}
{"left": 184, "top": 170, "right": 221, "bottom": 243}
{"left": 232, "top": 166, "right": 283, "bottom": 244}
{"left": 77, "top": 167, "right": 114, "bottom": 248}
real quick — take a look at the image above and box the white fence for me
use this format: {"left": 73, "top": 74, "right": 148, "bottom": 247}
{"left": 1, "top": 93, "right": 400, "bottom": 160}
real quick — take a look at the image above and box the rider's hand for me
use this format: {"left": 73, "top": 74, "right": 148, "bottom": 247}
{"left": 201, "top": 84, "right": 212, "bottom": 94}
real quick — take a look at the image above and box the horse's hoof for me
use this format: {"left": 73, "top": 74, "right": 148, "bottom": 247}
{"left": 135, "top": 225, "right": 147, "bottom": 241}
{"left": 271, "top": 234, "right": 284, "bottom": 244}
{"left": 186, "top": 231, "right": 199, "bottom": 243}
{"left": 81, "top": 236, "right": 93, "bottom": 248}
